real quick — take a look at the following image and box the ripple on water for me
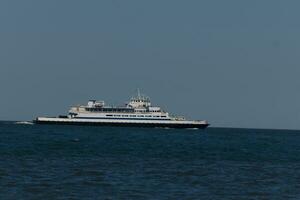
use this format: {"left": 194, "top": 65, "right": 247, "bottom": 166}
{"left": 0, "top": 124, "right": 300, "bottom": 199}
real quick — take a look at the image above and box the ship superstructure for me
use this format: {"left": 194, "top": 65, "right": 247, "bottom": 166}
{"left": 35, "top": 91, "right": 209, "bottom": 129}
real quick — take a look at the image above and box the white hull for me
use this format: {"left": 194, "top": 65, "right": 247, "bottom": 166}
{"left": 35, "top": 117, "right": 209, "bottom": 129}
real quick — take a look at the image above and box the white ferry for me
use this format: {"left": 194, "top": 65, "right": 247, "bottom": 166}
{"left": 35, "top": 91, "right": 209, "bottom": 129}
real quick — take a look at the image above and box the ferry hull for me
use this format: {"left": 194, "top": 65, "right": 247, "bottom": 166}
{"left": 34, "top": 118, "right": 209, "bottom": 129}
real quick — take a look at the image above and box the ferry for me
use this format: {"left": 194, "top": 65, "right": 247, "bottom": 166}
{"left": 34, "top": 91, "right": 209, "bottom": 129}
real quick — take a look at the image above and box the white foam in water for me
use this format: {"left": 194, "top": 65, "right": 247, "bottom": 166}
{"left": 15, "top": 121, "right": 34, "bottom": 125}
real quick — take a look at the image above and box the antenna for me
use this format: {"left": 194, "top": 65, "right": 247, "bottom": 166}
{"left": 137, "top": 88, "right": 141, "bottom": 98}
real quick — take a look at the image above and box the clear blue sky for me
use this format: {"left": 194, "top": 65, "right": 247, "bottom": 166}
{"left": 1, "top": 0, "right": 300, "bottom": 129}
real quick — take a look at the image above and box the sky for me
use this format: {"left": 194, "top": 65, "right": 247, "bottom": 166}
{"left": 0, "top": 0, "right": 300, "bottom": 129}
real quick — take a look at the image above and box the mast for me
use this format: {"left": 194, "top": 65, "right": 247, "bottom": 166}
{"left": 137, "top": 88, "right": 141, "bottom": 98}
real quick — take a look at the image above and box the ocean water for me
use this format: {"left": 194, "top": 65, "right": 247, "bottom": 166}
{"left": 0, "top": 122, "right": 300, "bottom": 199}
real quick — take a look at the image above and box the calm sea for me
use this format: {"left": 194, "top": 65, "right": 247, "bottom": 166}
{"left": 0, "top": 121, "right": 300, "bottom": 199}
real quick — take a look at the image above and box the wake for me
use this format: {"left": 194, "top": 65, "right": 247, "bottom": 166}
{"left": 15, "top": 121, "right": 34, "bottom": 125}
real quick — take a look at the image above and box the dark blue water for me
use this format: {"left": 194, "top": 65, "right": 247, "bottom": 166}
{"left": 1, "top": 122, "right": 300, "bottom": 199}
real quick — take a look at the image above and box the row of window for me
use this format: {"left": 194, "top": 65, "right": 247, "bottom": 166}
{"left": 132, "top": 100, "right": 149, "bottom": 102}
{"left": 86, "top": 108, "right": 161, "bottom": 113}
{"left": 86, "top": 108, "right": 134, "bottom": 112}
{"left": 106, "top": 114, "right": 166, "bottom": 118}
{"left": 130, "top": 109, "right": 161, "bottom": 113}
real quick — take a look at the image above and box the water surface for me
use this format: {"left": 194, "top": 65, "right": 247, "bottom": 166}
{"left": 0, "top": 122, "right": 300, "bottom": 199}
